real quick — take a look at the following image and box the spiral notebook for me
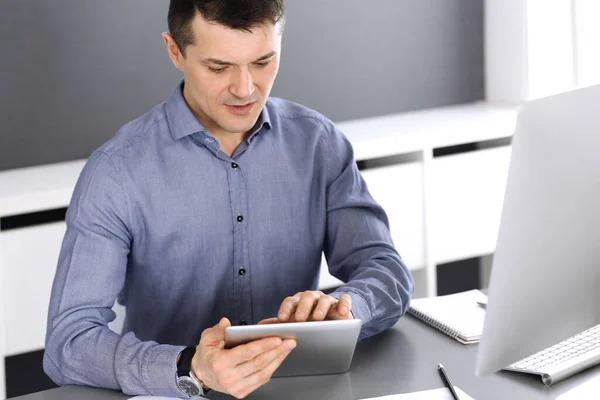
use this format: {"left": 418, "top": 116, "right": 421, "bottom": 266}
{"left": 408, "top": 289, "right": 487, "bottom": 344}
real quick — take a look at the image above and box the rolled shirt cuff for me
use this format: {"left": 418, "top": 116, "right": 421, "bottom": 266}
{"left": 142, "top": 344, "right": 187, "bottom": 397}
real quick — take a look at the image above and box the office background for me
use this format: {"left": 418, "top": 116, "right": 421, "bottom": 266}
{"left": 3, "top": 1, "right": 600, "bottom": 398}
{"left": 0, "top": 1, "right": 487, "bottom": 397}
{"left": 27, "top": 0, "right": 600, "bottom": 398}
{"left": 0, "top": 0, "right": 484, "bottom": 171}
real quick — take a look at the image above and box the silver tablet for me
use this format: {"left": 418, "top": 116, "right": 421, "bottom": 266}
{"left": 224, "top": 319, "right": 362, "bottom": 377}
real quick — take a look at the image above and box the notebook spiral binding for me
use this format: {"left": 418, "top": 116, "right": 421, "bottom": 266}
{"left": 408, "top": 308, "right": 461, "bottom": 340}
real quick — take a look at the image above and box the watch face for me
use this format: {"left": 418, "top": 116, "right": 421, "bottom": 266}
{"left": 177, "top": 376, "right": 201, "bottom": 396}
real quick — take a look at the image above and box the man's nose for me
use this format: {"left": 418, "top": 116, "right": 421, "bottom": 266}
{"left": 230, "top": 67, "right": 255, "bottom": 100}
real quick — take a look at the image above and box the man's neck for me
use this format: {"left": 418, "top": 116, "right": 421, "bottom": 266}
{"left": 180, "top": 86, "right": 249, "bottom": 157}
{"left": 213, "top": 131, "right": 249, "bottom": 157}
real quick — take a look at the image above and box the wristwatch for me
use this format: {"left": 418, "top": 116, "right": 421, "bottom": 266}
{"left": 176, "top": 346, "right": 205, "bottom": 397}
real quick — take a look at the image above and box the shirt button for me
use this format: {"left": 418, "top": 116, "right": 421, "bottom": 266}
{"left": 231, "top": 162, "right": 238, "bottom": 169}
{"left": 237, "top": 215, "right": 244, "bottom": 222}
{"left": 238, "top": 268, "right": 246, "bottom": 276}
{"left": 240, "top": 320, "right": 247, "bottom": 326}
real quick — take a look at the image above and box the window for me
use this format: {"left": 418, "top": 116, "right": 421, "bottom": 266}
{"left": 485, "top": 0, "right": 600, "bottom": 103}
{"left": 573, "top": 0, "right": 600, "bottom": 88}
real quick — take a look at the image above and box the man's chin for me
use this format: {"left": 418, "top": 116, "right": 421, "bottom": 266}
{"left": 220, "top": 116, "right": 261, "bottom": 135}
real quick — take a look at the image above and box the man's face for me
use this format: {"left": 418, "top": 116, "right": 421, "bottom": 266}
{"left": 164, "top": 14, "right": 282, "bottom": 138}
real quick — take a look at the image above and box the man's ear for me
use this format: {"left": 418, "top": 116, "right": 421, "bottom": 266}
{"left": 162, "top": 32, "right": 184, "bottom": 72}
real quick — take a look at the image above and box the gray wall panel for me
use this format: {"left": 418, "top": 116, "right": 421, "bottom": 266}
{"left": 0, "top": 0, "right": 181, "bottom": 171}
{"left": 0, "top": 0, "right": 483, "bottom": 171}
{"left": 272, "top": 0, "right": 484, "bottom": 121}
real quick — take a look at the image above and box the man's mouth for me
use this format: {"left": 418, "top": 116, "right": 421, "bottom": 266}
{"left": 226, "top": 102, "right": 255, "bottom": 115}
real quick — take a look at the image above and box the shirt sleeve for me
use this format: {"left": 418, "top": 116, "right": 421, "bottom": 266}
{"left": 43, "top": 150, "right": 186, "bottom": 397}
{"left": 320, "top": 123, "right": 415, "bottom": 340}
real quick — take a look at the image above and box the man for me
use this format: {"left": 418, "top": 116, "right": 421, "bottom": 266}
{"left": 43, "top": 1, "right": 414, "bottom": 398}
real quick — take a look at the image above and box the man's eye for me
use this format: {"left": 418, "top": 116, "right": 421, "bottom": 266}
{"left": 208, "top": 66, "right": 226, "bottom": 73}
{"left": 254, "top": 61, "right": 270, "bottom": 67}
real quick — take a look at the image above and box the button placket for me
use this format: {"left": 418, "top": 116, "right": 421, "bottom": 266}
{"left": 228, "top": 158, "right": 252, "bottom": 326}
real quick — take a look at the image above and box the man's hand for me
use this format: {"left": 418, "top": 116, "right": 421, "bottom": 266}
{"left": 190, "top": 318, "right": 296, "bottom": 399}
{"left": 272, "top": 291, "right": 353, "bottom": 323}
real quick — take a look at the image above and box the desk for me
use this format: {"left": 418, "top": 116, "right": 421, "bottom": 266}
{"left": 11, "top": 314, "right": 600, "bottom": 400}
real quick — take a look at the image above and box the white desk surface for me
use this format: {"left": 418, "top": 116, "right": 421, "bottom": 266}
{"left": 0, "top": 102, "right": 518, "bottom": 219}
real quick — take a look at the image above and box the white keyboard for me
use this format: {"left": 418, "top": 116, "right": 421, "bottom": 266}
{"left": 505, "top": 324, "right": 600, "bottom": 385}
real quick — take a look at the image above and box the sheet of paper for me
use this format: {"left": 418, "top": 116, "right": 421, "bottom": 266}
{"left": 555, "top": 374, "right": 600, "bottom": 400}
{"left": 360, "top": 386, "right": 475, "bottom": 400}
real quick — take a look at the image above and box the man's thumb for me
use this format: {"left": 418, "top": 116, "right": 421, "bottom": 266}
{"left": 201, "top": 317, "right": 231, "bottom": 347}
{"left": 215, "top": 317, "right": 231, "bottom": 338}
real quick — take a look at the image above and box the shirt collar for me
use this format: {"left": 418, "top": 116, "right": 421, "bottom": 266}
{"left": 247, "top": 98, "right": 272, "bottom": 142}
{"left": 165, "top": 80, "right": 272, "bottom": 142}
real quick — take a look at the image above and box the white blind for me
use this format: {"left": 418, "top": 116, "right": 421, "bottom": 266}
{"left": 573, "top": 0, "right": 600, "bottom": 88}
{"left": 485, "top": 0, "right": 600, "bottom": 103}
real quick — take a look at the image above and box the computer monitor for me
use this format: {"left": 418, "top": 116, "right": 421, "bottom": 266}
{"left": 476, "top": 85, "right": 600, "bottom": 376}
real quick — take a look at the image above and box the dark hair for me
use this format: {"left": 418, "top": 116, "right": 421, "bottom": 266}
{"left": 168, "top": 0, "right": 285, "bottom": 57}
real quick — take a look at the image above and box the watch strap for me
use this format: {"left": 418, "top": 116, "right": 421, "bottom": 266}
{"left": 177, "top": 346, "right": 197, "bottom": 377}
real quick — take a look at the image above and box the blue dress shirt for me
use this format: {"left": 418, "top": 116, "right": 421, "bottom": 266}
{"left": 43, "top": 82, "right": 414, "bottom": 397}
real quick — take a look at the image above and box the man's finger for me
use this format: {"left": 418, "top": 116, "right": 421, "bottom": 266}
{"left": 277, "top": 293, "right": 301, "bottom": 321}
{"left": 231, "top": 339, "right": 296, "bottom": 397}
{"left": 337, "top": 294, "right": 352, "bottom": 317}
{"left": 227, "top": 336, "right": 283, "bottom": 365}
{"left": 235, "top": 338, "right": 296, "bottom": 379}
{"left": 200, "top": 317, "right": 231, "bottom": 347}
{"left": 257, "top": 317, "right": 279, "bottom": 325}
{"left": 294, "top": 291, "right": 321, "bottom": 321}
{"left": 311, "top": 295, "right": 335, "bottom": 321}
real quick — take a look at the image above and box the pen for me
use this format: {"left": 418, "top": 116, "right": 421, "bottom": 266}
{"left": 437, "top": 363, "right": 461, "bottom": 400}
{"left": 476, "top": 301, "right": 487, "bottom": 309}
